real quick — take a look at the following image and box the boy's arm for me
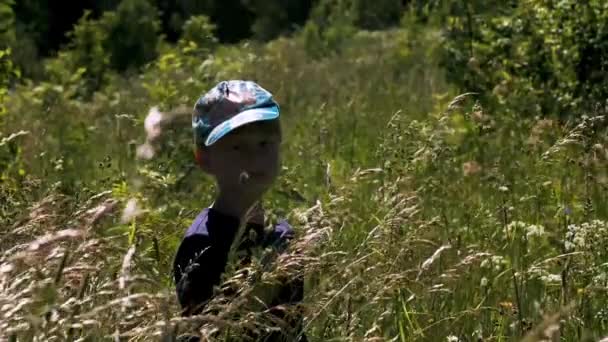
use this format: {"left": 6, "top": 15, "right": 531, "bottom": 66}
{"left": 173, "top": 207, "right": 243, "bottom": 316}
{"left": 173, "top": 234, "right": 226, "bottom": 316}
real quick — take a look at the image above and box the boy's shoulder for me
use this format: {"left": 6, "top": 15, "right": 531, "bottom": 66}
{"left": 184, "top": 208, "right": 216, "bottom": 238}
{"left": 183, "top": 207, "right": 295, "bottom": 249}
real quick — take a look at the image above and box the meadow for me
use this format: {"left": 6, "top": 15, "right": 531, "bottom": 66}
{"left": 1, "top": 3, "right": 608, "bottom": 341}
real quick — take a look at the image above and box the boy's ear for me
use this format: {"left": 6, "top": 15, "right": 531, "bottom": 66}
{"left": 194, "top": 147, "right": 211, "bottom": 172}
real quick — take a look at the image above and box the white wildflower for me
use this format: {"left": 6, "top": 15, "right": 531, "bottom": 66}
{"left": 565, "top": 223, "right": 586, "bottom": 251}
{"left": 505, "top": 221, "right": 545, "bottom": 239}
{"left": 480, "top": 277, "right": 488, "bottom": 287}
{"left": 505, "top": 221, "right": 527, "bottom": 235}
{"left": 447, "top": 335, "right": 460, "bottom": 342}
{"left": 593, "top": 272, "right": 607, "bottom": 285}
{"left": 491, "top": 255, "right": 506, "bottom": 271}
{"left": 525, "top": 224, "right": 545, "bottom": 238}
{"left": 564, "top": 240, "right": 575, "bottom": 252}
{"left": 540, "top": 273, "right": 562, "bottom": 284}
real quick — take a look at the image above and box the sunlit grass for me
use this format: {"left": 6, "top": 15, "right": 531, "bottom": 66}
{"left": 1, "top": 22, "right": 608, "bottom": 341}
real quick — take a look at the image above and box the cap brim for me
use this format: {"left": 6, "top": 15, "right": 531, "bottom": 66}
{"left": 204, "top": 106, "right": 279, "bottom": 146}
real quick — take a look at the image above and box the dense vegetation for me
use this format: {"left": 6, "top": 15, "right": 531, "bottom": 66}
{"left": 1, "top": 0, "right": 608, "bottom": 341}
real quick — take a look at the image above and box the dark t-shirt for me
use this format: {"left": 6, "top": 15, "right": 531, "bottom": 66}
{"left": 173, "top": 207, "right": 306, "bottom": 341}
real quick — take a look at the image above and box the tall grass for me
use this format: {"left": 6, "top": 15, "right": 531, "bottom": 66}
{"left": 2, "top": 21, "right": 608, "bottom": 341}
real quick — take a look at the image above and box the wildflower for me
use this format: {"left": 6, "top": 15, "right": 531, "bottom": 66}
{"left": 596, "top": 308, "right": 608, "bottom": 323}
{"left": 505, "top": 221, "right": 526, "bottom": 235}
{"left": 491, "top": 255, "right": 506, "bottom": 271}
{"left": 480, "top": 277, "right": 488, "bottom": 287}
{"left": 525, "top": 224, "right": 545, "bottom": 239}
{"left": 447, "top": 335, "right": 460, "bottom": 342}
{"left": 540, "top": 274, "right": 561, "bottom": 284}
{"left": 462, "top": 161, "right": 482, "bottom": 176}
{"left": 592, "top": 272, "right": 607, "bottom": 285}
{"left": 564, "top": 240, "right": 575, "bottom": 252}
{"left": 565, "top": 223, "right": 587, "bottom": 251}
{"left": 498, "top": 186, "right": 509, "bottom": 193}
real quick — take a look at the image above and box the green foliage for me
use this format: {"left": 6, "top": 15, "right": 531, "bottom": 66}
{"left": 244, "top": 0, "right": 312, "bottom": 41}
{"left": 301, "top": 0, "right": 357, "bottom": 58}
{"left": 103, "top": 0, "right": 161, "bottom": 72}
{"left": 67, "top": 11, "right": 110, "bottom": 95}
{"left": 351, "top": 0, "right": 402, "bottom": 30}
{"left": 301, "top": 0, "right": 403, "bottom": 58}
{"left": 0, "top": 0, "right": 15, "bottom": 47}
{"left": 441, "top": 0, "right": 608, "bottom": 117}
{"left": 41, "top": 11, "right": 110, "bottom": 99}
{"left": 178, "top": 15, "right": 218, "bottom": 54}
{"left": 0, "top": 48, "right": 18, "bottom": 117}
{"left": 42, "top": 1, "right": 161, "bottom": 97}
{"left": 0, "top": 48, "right": 24, "bottom": 187}
{"left": 3, "top": 3, "right": 608, "bottom": 341}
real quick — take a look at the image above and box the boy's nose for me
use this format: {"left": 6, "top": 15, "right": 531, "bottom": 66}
{"left": 238, "top": 150, "right": 260, "bottom": 167}
{"left": 242, "top": 152, "right": 273, "bottom": 173}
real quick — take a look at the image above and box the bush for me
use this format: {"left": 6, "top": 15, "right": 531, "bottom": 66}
{"left": 178, "top": 15, "right": 218, "bottom": 54}
{"left": 0, "top": 0, "right": 14, "bottom": 48}
{"left": 441, "top": 0, "right": 608, "bottom": 117}
{"left": 42, "top": 0, "right": 161, "bottom": 97}
{"left": 0, "top": 48, "right": 18, "bottom": 116}
{"left": 301, "top": 0, "right": 357, "bottom": 58}
{"left": 56, "top": 11, "right": 110, "bottom": 98}
{"left": 103, "top": 0, "right": 161, "bottom": 72}
{"left": 351, "top": 0, "right": 402, "bottom": 30}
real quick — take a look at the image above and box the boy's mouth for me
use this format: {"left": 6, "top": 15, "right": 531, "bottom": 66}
{"left": 239, "top": 171, "right": 268, "bottom": 184}
{"left": 239, "top": 171, "right": 250, "bottom": 184}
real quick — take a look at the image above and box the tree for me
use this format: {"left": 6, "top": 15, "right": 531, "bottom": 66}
{"left": 103, "top": 0, "right": 162, "bottom": 72}
{"left": 441, "top": 0, "right": 608, "bottom": 117}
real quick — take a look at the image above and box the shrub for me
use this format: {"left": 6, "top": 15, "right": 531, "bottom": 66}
{"left": 0, "top": 0, "right": 15, "bottom": 48}
{"left": 441, "top": 0, "right": 608, "bottom": 118}
{"left": 178, "top": 15, "right": 218, "bottom": 54}
{"left": 103, "top": 0, "right": 161, "bottom": 72}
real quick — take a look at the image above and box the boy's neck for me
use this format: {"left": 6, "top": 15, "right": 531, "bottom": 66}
{"left": 212, "top": 190, "right": 259, "bottom": 222}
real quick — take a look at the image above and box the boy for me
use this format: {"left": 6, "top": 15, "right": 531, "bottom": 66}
{"left": 173, "top": 80, "right": 306, "bottom": 341}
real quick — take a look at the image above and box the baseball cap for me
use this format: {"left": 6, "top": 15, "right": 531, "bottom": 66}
{"left": 192, "top": 80, "right": 280, "bottom": 147}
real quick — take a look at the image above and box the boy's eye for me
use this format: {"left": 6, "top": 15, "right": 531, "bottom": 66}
{"left": 232, "top": 144, "right": 240, "bottom": 151}
{"left": 259, "top": 140, "right": 268, "bottom": 148}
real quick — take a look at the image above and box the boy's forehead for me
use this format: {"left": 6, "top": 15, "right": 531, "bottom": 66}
{"left": 225, "top": 122, "right": 281, "bottom": 139}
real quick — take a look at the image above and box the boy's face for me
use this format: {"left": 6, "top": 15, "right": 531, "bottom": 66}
{"left": 204, "top": 122, "right": 281, "bottom": 195}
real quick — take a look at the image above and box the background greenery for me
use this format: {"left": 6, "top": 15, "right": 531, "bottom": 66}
{"left": 1, "top": 0, "right": 608, "bottom": 341}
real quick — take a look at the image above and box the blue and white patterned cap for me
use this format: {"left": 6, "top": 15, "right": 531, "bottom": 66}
{"left": 192, "top": 80, "right": 280, "bottom": 147}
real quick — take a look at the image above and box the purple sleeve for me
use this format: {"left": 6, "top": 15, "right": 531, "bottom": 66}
{"left": 173, "top": 208, "right": 240, "bottom": 316}
{"left": 264, "top": 219, "right": 295, "bottom": 252}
